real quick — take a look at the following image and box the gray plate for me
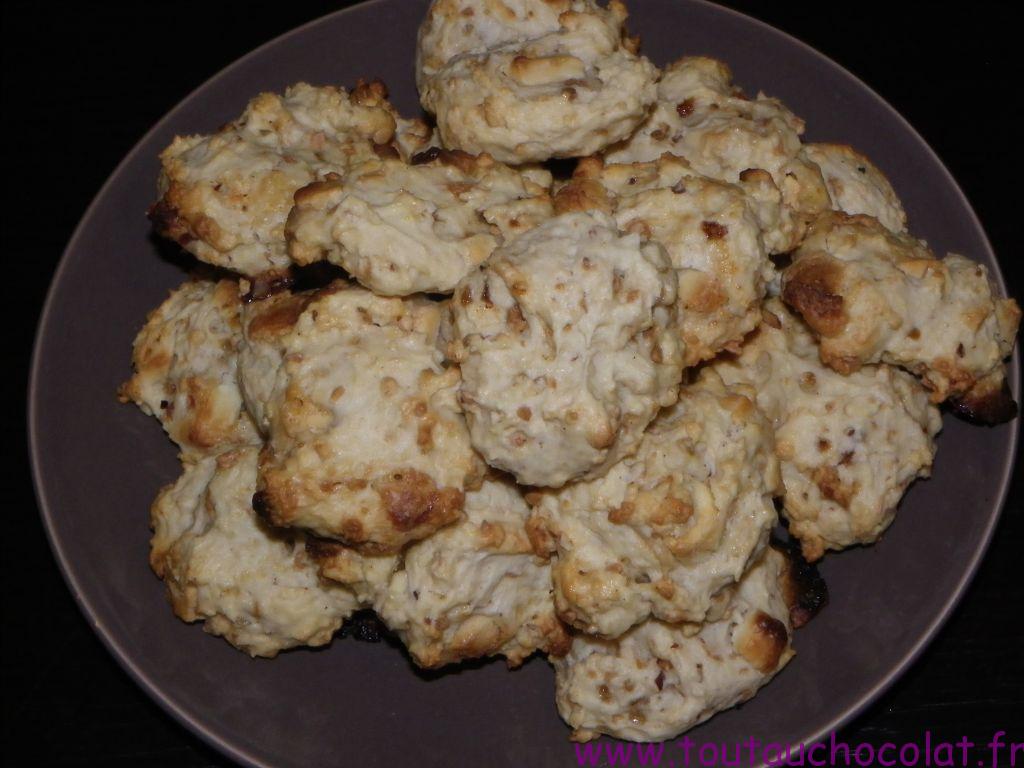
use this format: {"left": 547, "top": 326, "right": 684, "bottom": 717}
{"left": 28, "top": 1, "right": 1020, "bottom": 766}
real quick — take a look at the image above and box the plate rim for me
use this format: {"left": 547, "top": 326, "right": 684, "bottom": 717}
{"left": 27, "top": 1, "right": 1021, "bottom": 765}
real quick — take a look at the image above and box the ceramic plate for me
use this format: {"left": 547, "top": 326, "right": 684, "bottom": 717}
{"left": 29, "top": 1, "right": 1020, "bottom": 765}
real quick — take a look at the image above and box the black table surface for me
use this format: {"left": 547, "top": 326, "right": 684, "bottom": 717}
{"left": 4, "top": 1, "right": 1022, "bottom": 765}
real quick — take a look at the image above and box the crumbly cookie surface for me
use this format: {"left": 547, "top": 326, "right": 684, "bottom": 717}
{"left": 782, "top": 212, "right": 1020, "bottom": 420}
{"left": 604, "top": 56, "right": 829, "bottom": 252}
{"left": 237, "top": 289, "right": 315, "bottom": 435}
{"left": 285, "top": 150, "right": 552, "bottom": 295}
{"left": 151, "top": 82, "right": 397, "bottom": 277}
{"left": 553, "top": 547, "right": 794, "bottom": 742}
{"left": 308, "top": 476, "right": 569, "bottom": 668}
{"left": 119, "top": 280, "right": 259, "bottom": 457}
{"left": 714, "top": 299, "right": 941, "bottom": 561}
{"left": 529, "top": 371, "right": 779, "bottom": 638}
{"left": 416, "top": 0, "right": 591, "bottom": 89}
{"left": 801, "top": 143, "right": 907, "bottom": 233}
{"left": 378, "top": 475, "right": 569, "bottom": 667}
{"left": 419, "top": 0, "right": 656, "bottom": 163}
{"left": 447, "top": 211, "right": 682, "bottom": 487}
{"left": 241, "top": 281, "right": 485, "bottom": 552}
{"left": 150, "top": 447, "right": 357, "bottom": 657}
{"left": 570, "top": 154, "right": 776, "bottom": 366}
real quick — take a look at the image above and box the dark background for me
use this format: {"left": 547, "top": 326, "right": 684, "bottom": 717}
{"left": 3, "top": 1, "right": 1021, "bottom": 765}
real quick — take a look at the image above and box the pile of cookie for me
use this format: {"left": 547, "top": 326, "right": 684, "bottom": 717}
{"left": 121, "top": 0, "right": 1020, "bottom": 742}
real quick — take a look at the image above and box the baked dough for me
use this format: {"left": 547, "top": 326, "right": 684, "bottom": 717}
{"left": 150, "top": 447, "right": 357, "bottom": 657}
{"left": 380, "top": 475, "right": 568, "bottom": 667}
{"left": 419, "top": 0, "right": 657, "bottom": 163}
{"left": 151, "top": 81, "right": 396, "bottom": 277}
{"left": 285, "top": 149, "right": 552, "bottom": 295}
{"left": 240, "top": 281, "right": 485, "bottom": 552}
{"left": 237, "top": 289, "right": 312, "bottom": 435}
{"left": 393, "top": 115, "right": 440, "bottom": 160}
{"left": 568, "top": 154, "right": 776, "bottom": 366}
{"left": 304, "top": 538, "right": 399, "bottom": 607}
{"left": 604, "top": 56, "right": 829, "bottom": 252}
{"left": 528, "top": 370, "right": 779, "bottom": 638}
{"left": 447, "top": 211, "right": 682, "bottom": 487}
{"left": 713, "top": 299, "right": 941, "bottom": 561}
{"left": 119, "top": 279, "right": 258, "bottom": 457}
{"left": 782, "top": 212, "right": 1020, "bottom": 422}
{"left": 801, "top": 143, "right": 906, "bottom": 233}
{"left": 416, "top": 0, "right": 590, "bottom": 89}
{"left": 553, "top": 546, "right": 794, "bottom": 742}
{"left": 308, "top": 476, "right": 569, "bottom": 668}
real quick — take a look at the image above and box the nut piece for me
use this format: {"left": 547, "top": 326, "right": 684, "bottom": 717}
{"left": 713, "top": 299, "right": 942, "bottom": 561}
{"left": 392, "top": 115, "right": 440, "bottom": 161}
{"left": 418, "top": 0, "right": 657, "bottom": 163}
{"left": 150, "top": 447, "right": 358, "bottom": 657}
{"left": 553, "top": 547, "right": 796, "bottom": 742}
{"left": 604, "top": 56, "right": 829, "bottom": 252}
{"left": 240, "top": 281, "right": 485, "bottom": 552}
{"left": 530, "top": 371, "right": 779, "bottom": 638}
{"left": 447, "top": 211, "right": 682, "bottom": 487}
{"left": 285, "top": 151, "right": 552, "bottom": 295}
{"left": 782, "top": 212, "right": 1020, "bottom": 420}
{"left": 119, "top": 279, "right": 259, "bottom": 457}
{"left": 151, "top": 82, "right": 397, "bottom": 277}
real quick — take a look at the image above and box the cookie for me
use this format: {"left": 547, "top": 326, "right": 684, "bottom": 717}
{"left": 569, "top": 154, "right": 776, "bottom": 366}
{"left": 285, "top": 149, "right": 552, "bottom": 295}
{"left": 151, "top": 81, "right": 396, "bottom": 277}
{"left": 447, "top": 211, "right": 682, "bottom": 487}
{"left": 308, "top": 476, "right": 569, "bottom": 668}
{"left": 713, "top": 299, "right": 941, "bottom": 561}
{"left": 119, "top": 279, "right": 258, "bottom": 457}
{"left": 240, "top": 281, "right": 485, "bottom": 552}
{"left": 553, "top": 547, "right": 795, "bottom": 742}
{"left": 782, "top": 212, "right": 1020, "bottom": 421}
{"left": 529, "top": 371, "right": 779, "bottom": 638}
{"left": 416, "top": 0, "right": 590, "bottom": 90}
{"left": 379, "top": 475, "right": 568, "bottom": 667}
{"left": 419, "top": 0, "right": 656, "bottom": 162}
{"left": 802, "top": 143, "right": 907, "bottom": 233}
{"left": 150, "top": 447, "right": 357, "bottom": 657}
{"left": 604, "top": 56, "right": 829, "bottom": 252}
